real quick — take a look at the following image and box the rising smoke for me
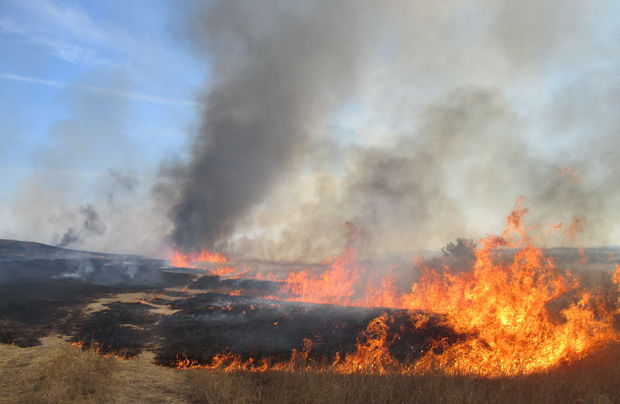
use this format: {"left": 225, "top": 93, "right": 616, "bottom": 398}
{"left": 56, "top": 204, "right": 107, "bottom": 247}
{"left": 4, "top": 71, "right": 171, "bottom": 256}
{"left": 164, "top": 0, "right": 620, "bottom": 259}
{"left": 4, "top": 1, "right": 619, "bottom": 259}
{"left": 166, "top": 0, "right": 371, "bottom": 252}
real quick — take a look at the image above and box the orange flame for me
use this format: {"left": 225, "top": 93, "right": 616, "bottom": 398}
{"left": 71, "top": 341, "right": 135, "bottom": 360}
{"left": 169, "top": 247, "right": 228, "bottom": 268}
{"left": 561, "top": 165, "right": 581, "bottom": 186}
{"left": 209, "top": 266, "right": 238, "bottom": 276}
{"left": 277, "top": 247, "right": 360, "bottom": 305}
{"left": 175, "top": 338, "right": 315, "bottom": 372}
{"left": 256, "top": 247, "right": 401, "bottom": 308}
{"left": 404, "top": 204, "right": 618, "bottom": 376}
{"left": 335, "top": 313, "right": 400, "bottom": 375}
{"left": 167, "top": 199, "right": 619, "bottom": 377}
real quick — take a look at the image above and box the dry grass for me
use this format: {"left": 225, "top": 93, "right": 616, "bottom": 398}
{"left": 0, "top": 337, "right": 185, "bottom": 404}
{"left": 181, "top": 358, "right": 619, "bottom": 404}
{"left": 0, "top": 337, "right": 117, "bottom": 403}
{"left": 150, "top": 342, "right": 620, "bottom": 404}
{"left": 1, "top": 339, "right": 618, "bottom": 404}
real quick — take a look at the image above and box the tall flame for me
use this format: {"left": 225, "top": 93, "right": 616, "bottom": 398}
{"left": 405, "top": 201, "right": 619, "bottom": 376}
{"left": 169, "top": 199, "right": 620, "bottom": 376}
{"left": 335, "top": 313, "right": 400, "bottom": 375}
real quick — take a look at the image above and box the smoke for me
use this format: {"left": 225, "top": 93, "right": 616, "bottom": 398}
{"left": 4, "top": 1, "right": 619, "bottom": 259}
{"left": 56, "top": 205, "right": 107, "bottom": 248}
{"left": 166, "top": 0, "right": 374, "bottom": 252}
{"left": 56, "top": 229, "right": 80, "bottom": 248}
{"left": 4, "top": 71, "right": 172, "bottom": 256}
{"left": 164, "top": 0, "right": 620, "bottom": 258}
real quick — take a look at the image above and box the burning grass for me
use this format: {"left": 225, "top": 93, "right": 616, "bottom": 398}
{"left": 170, "top": 247, "right": 228, "bottom": 267}
{"left": 1, "top": 200, "right": 619, "bottom": 402}
{"left": 181, "top": 347, "right": 620, "bottom": 404}
{"left": 1, "top": 339, "right": 618, "bottom": 403}
{"left": 168, "top": 200, "right": 620, "bottom": 378}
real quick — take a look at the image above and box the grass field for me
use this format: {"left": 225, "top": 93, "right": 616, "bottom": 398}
{"left": 1, "top": 337, "right": 618, "bottom": 404}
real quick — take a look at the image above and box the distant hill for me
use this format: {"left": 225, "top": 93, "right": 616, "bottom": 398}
{"left": 0, "top": 239, "right": 140, "bottom": 261}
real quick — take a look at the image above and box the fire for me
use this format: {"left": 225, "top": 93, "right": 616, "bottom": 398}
{"left": 256, "top": 247, "right": 401, "bottom": 308}
{"left": 272, "top": 247, "right": 360, "bottom": 305}
{"left": 71, "top": 341, "right": 134, "bottom": 360}
{"left": 335, "top": 313, "right": 401, "bottom": 375}
{"left": 209, "top": 266, "right": 239, "bottom": 277}
{"left": 358, "top": 270, "right": 401, "bottom": 309}
{"left": 560, "top": 165, "right": 581, "bottom": 186}
{"left": 174, "top": 315, "right": 405, "bottom": 375}
{"left": 175, "top": 338, "right": 314, "bottom": 372}
{"left": 166, "top": 199, "right": 619, "bottom": 377}
{"left": 169, "top": 247, "right": 228, "bottom": 267}
{"left": 613, "top": 265, "right": 620, "bottom": 310}
{"left": 404, "top": 201, "right": 619, "bottom": 376}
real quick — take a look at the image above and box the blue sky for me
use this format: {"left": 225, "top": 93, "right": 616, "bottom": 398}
{"left": 0, "top": 0, "right": 375, "bottom": 254}
{"left": 0, "top": 0, "right": 204, "bottom": 195}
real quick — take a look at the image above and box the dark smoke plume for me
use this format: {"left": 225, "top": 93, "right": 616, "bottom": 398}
{"left": 165, "top": 0, "right": 620, "bottom": 258}
{"left": 57, "top": 205, "right": 107, "bottom": 248}
{"left": 168, "top": 0, "right": 371, "bottom": 252}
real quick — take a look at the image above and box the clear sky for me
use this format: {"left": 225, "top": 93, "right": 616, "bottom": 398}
{"left": 0, "top": 0, "right": 203, "bottom": 198}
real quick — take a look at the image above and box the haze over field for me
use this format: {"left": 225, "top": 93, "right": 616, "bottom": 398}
{"left": 2, "top": 0, "right": 620, "bottom": 260}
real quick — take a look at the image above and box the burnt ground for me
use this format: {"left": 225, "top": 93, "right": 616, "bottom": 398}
{"left": 154, "top": 293, "right": 461, "bottom": 366}
{"left": 0, "top": 240, "right": 460, "bottom": 366}
{"left": 2, "top": 239, "right": 613, "bottom": 368}
{"left": 0, "top": 280, "right": 141, "bottom": 346}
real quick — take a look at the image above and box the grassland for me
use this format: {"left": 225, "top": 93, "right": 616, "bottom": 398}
{"left": 1, "top": 337, "right": 618, "bottom": 404}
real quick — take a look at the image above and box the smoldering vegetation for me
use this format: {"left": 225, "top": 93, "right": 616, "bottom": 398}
{"left": 0, "top": 240, "right": 190, "bottom": 347}
{"left": 0, "top": 240, "right": 462, "bottom": 364}
{"left": 155, "top": 294, "right": 460, "bottom": 367}
{"left": 0, "top": 239, "right": 181, "bottom": 286}
{"left": 1, "top": 239, "right": 617, "bottom": 368}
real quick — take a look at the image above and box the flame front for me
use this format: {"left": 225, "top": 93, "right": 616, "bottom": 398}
{"left": 169, "top": 247, "right": 228, "bottom": 267}
{"left": 254, "top": 246, "right": 401, "bottom": 308}
{"left": 403, "top": 202, "right": 619, "bottom": 376}
{"left": 335, "top": 313, "right": 400, "bottom": 375}
{"left": 168, "top": 200, "right": 620, "bottom": 376}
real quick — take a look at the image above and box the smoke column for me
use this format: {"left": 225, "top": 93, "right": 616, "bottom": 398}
{"left": 167, "top": 0, "right": 620, "bottom": 258}
{"left": 168, "top": 0, "right": 371, "bottom": 251}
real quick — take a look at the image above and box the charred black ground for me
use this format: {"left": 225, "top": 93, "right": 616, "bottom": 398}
{"left": 0, "top": 239, "right": 616, "bottom": 367}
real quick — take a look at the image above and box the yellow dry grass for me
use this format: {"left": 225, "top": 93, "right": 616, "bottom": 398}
{"left": 83, "top": 291, "right": 180, "bottom": 316}
{"left": 0, "top": 337, "right": 185, "bottom": 404}
{"left": 180, "top": 350, "right": 620, "bottom": 404}
{"left": 1, "top": 338, "right": 618, "bottom": 404}
{"left": 0, "top": 337, "right": 116, "bottom": 403}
